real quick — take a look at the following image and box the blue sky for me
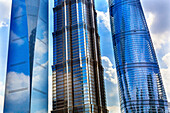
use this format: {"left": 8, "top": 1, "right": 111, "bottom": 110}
{"left": 0, "top": 0, "right": 170, "bottom": 113}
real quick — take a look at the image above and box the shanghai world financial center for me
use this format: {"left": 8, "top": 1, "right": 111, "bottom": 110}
{"left": 4, "top": 0, "right": 48, "bottom": 113}
{"left": 3, "top": 0, "right": 168, "bottom": 113}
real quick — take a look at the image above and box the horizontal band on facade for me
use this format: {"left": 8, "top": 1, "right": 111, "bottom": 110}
{"left": 27, "top": 14, "right": 37, "bottom": 17}
{"left": 117, "top": 65, "right": 160, "bottom": 71}
{"left": 12, "top": 36, "right": 27, "bottom": 42}
{"left": 36, "top": 62, "right": 47, "bottom": 69}
{"left": 52, "top": 56, "right": 100, "bottom": 67}
{"left": 53, "top": 23, "right": 96, "bottom": 37}
{"left": 39, "top": 16, "right": 47, "bottom": 23}
{"left": 121, "top": 99, "right": 168, "bottom": 104}
{"left": 13, "top": 15, "right": 26, "bottom": 19}
{"left": 112, "top": 30, "right": 149, "bottom": 39}
{"left": 33, "top": 88, "right": 47, "bottom": 95}
{"left": 110, "top": 0, "right": 140, "bottom": 9}
{"left": 37, "top": 38, "right": 47, "bottom": 45}
{"left": 121, "top": 102, "right": 168, "bottom": 109}
{"left": 116, "top": 62, "right": 158, "bottom": 67}
{"left": 52, "top": 104, "right": 108, "bottom": 113}
{"left": 53, "top": 0, "right": 93, "bottom": 11}
{"left": 10, "top": 61, "right": 27, "bottom": 67}
{"left": 8, "top": 87, "right": 28, "bottom": 93}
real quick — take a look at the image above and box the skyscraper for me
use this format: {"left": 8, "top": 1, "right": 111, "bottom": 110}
{"left": 52, "top": 0, "right": 108, "bottom": 112}
{"left": 108, "top": 0, "right": 168, "bottom": 112}
{"left": 4, "top": 0, "right": 48, "bottom": 113}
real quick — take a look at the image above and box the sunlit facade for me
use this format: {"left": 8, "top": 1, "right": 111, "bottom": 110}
{"left": 109, "top": 0, "right": 168, "bottom": 112}
{"left": 4, "top": 0, "right": 48, "bottom": 113}
{"left": 52, "top": 0, "right": 108, "bottom": 112}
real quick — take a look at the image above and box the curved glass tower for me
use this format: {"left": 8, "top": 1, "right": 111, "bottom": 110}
{"left": 4, "top": 0, "right": 48, "bottom": 113}
{"left": 52, "top": 0, "right": 108, "bottom": 112}
{"left": 109, "top": 0, "right": 168, "bottom": 112}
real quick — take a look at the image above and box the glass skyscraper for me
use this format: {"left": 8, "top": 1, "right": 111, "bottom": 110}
{"left": 52, "top": 0, "right": 108, "bottom": 112}
{"left": 109, "top": 0, "right": 168, "bottom": 112}
{"left": 4, "top": 0, "right": 48, "bottom": 113}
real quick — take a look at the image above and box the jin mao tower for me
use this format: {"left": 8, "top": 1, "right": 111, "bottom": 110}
{"left": 52, "top": 0, "right": 108, "bottom": 112}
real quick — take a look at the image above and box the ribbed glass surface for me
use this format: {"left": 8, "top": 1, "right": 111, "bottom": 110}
{"left": 109, "top": 0, "right": 168, "bottom": 112}
{"left": 3, "top": 0, "right": 48, "bottom": 112}
{"left": 52, "top": 0, "right": 108, "bottom": 112}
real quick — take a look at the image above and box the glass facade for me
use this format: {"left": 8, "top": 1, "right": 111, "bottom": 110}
{"left": 52, "top": 0, "right": 108, "bottom": 112}
{"left": 109, "top": 0, "right": 168, "bottom": 112}
{"left": 3, "top": 0, "right": 48, "bottom": 113}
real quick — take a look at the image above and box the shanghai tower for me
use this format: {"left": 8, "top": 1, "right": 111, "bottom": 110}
{"left": 4, "top": 0, "right": 48, "bottom": 113}
{"left": 109, "top": 0, "right": 168, "bottom": 112}
{"left": 52, "top": 0, "right": 108, "bottom": 112}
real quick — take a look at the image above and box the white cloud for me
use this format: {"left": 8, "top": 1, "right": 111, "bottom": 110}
{"left": 102, "top": 56, "right": 120, "bottom": 112}
{"left": 7, "top": 72, "right": 29, "bottom": 90}
{"left": 151, "top": 31, "right": 170, "bottom": 51}
{"left": 0, "top": 21, "right": 8, "bottom": 28}
{"left": 5, "top": 72, "right": 29, "bottom": 103}
{"left": 10, "top": 31, "right": 25, "bottom": 46}
{"left": 97, "top": 9, "right": 111, "bottom": 31}
{"left": 35, "top": 38, "right": 48, "bottom": 58}
{"left": 141, "top": 0, "right": 170, "bottom": 34}
{"left": 108, "top": 105, "right": 120, "bottom": 113}
{"left": 34, "top": 61, "right": 48, "bottom": 75}
{"left": 160, "top": 53, "right": 170, "bottom": 100}
{"left": 0, "top": 0, "right": 12, "bottom": 18}
{"left": 145, "top": 12, "right": 170, "bottom": 51}
{"left": 102, "top": 56, "right": 117, "bottom": 84}
{"left": 33, "top": 61, "right": 48, "bottom": 88}
{"left": 145, "top": 12, "right": 155, "bottom": 30}
{"left": 0, "top": 0, "right": 12, "bottom": 27}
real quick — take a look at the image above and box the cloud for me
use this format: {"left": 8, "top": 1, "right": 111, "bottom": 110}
{"left": 0, "top": 21, "right": 8, "bottom": 28}
{"left": 10, "top": 31, "right": 25, "bottom": 46}
{"left": 0, "top": 0, "right": 12, "bottom": 18}
{"left": 144, "top": 12, "right": 170, "bottom": 51}
{"left": 108, "top": 105, "right": 120, "bottom": 113}
{"left": 33, "top": 61, "right": 48, "bottom": 89}
{"left": 151, "top": 31, "right": 170, "bottom": 51}
{"left": 35, "top": 38, "right": 48, "bottom": 58}
{"left": 142, "top": 0, "right": 170, "bottom": 51}
{"left": 96, "top": 9, "right": 111, "bottom": 31}
{"left": 102, "top": 56, "right": 117, "bottom": 84}
{"left": 141, "top": 0, "right": 170, "bottom": 34}
{"left": 0, "top": 0, "right": 12, "bottom": 27}
{"left": 160, "top": 53, "right": 170, "bottom": 100}
{"left": 5, "top": 72, "right": 29, "bottom": 103}
{"left": 102, "top": 56, "right": 120, "bottom": 112}
{"left": 145, "top": 12, "right": 155, "bottom": 31}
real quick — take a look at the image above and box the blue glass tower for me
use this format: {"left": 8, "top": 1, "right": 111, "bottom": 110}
{"left": 109, "top": 0, "right": 168, "bottom": 112}
{"left": 52, "top": 0, "right": 108, "bottom": 112}
{"left": 4, "top": 0, "right": 48, "bottom": 113}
